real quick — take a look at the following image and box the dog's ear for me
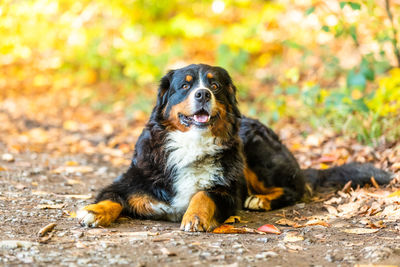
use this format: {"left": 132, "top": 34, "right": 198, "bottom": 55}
{"left": 216, "top": 66, "right": 241, "bottom": 118}
{"left": 229, "top": 82, "right": 241, "bottom": 118}
{"left": 157, "top": 70, "right": 174, "bottom": 107}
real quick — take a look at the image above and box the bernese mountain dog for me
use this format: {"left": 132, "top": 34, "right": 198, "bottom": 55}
{"left": 77, "top": 64, "right": 392, "bottom": 232}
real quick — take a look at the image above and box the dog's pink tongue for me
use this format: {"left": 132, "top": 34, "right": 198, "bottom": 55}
{"left": 194, "top": 114, "right": 210, "bottom": 123}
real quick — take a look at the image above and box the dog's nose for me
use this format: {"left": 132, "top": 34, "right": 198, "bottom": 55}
{"left": 194, "top": 89, "right": 211, "bottom": 103}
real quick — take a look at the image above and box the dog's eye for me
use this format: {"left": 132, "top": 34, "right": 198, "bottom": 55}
{"left": 211, "top": 83, "right": 218, "bottom": 90}
{"left": 182, "top": 84, "right": 190, "bottom": 90}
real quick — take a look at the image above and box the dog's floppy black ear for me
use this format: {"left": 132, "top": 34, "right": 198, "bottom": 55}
{"left": 216, "top": 66, "right": 241, "bottom": 118}
{"left": 229, "top": 82, "right": 241, "bottom": 118}
{"left": 157, "top": 70, "right": 174, "bottom": 107}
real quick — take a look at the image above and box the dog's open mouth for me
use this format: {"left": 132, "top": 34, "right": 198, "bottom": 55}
{"left": 179, "top": 109, "right": 214, "bottom": 127}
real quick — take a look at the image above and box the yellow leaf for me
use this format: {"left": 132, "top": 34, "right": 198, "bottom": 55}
{"left": 224, "top": 216, "right": 241, "bottom": 224}
{"left": 65, "top": 161, "right": 79, "bottom": 166}
{"left": 388, "top": 190, "right": 400, "bottom": 197}
{"left": 320, "top": 163, "right": 330, "bottom": 170}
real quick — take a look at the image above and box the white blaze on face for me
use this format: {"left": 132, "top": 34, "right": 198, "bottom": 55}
{"left": 187, "top": 70, "right": 216, "bottom": 121}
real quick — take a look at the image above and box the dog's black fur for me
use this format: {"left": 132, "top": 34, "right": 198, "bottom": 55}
{"left": 77, "top": 64, "right": 393, "bottom": 231}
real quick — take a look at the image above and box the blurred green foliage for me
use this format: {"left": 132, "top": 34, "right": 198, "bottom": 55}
{"left": 0, "top": 0, "right": 399, "bottom": 144}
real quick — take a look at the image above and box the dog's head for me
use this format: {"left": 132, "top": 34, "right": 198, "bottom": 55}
{"left": 153, "top": 64, "right": 241, "bottom": 139}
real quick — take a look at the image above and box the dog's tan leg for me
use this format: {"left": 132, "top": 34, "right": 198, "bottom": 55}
{"left": 180, "top": 191, "right": 219, "bottom": 232}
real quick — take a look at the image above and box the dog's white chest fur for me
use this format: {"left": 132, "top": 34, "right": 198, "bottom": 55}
{"left": 165, "top": 129, "right": 223, "bottom": 219}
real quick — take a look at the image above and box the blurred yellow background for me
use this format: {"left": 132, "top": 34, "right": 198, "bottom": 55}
{"left": 1, "top": 0, "right": 399, "bottom": 143}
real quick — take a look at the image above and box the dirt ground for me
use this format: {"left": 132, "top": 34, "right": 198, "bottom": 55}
{"left": 1, "top": 96, "right": 400, "bottom": 266}
{"left": 1, "top": 149, "right": 400, "bottom": 267}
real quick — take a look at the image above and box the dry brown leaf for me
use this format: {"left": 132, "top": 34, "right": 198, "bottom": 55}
{"left": 341, "top": 181, "right": 352, "bottom": 193}
{"left": 304, "top": 219, "right": 330, "bottom": 227}
{"left": 341, "top": 228, "right": 379, "bottom": 234}
{"left": 324, "top": 205, "right": 338, "bottom": 215}
{"left": 213, "top": 225, "right": 266, "bottom": 235}
{"left": 66, "top": 179, "right": 84, "bottom": 185}
{"left": 367, "top": 220, "right": 386, "bottom": 229}
{"left": 38, "top": 223, "right": 57, "bottom": 237}
{"left": 275, "top": 218, "right": 302, "bottom": 228}
{"left": 37, "top": 204, "right": 65, "bottom": 209}
{"left": 284, "top": 232, "right": 304, "bottom": 242}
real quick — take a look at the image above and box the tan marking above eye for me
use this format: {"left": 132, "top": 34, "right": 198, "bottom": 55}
{"left": 185, "top": 75, "right": 193, "bottom": 82}
{"left": 207, "top": 72, "right": 213, "bottom": 79}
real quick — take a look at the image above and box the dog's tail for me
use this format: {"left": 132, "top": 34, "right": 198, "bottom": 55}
{"left": 303, "top": 162, "right": 393, "bottom": 191}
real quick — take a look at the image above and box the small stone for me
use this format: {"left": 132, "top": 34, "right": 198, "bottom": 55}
{"left": 1, "top": 153, "right": 14, "bottom": 162}
{"left": 232, "top": 243, "right": 242, "bottom": 249}
{"left": 362, "top": 246, "right": 392, "bottom": 262}
{"left": 0, "top": 240, "right": 36, "bottom": 249}
{"left": 256, "top": 237, "right": 269, "bottom": 243}
{"left": 255, "top": 251, "right": 278, "bottom": 259}
{"left": 200, "top": 251, "right": 211, "bottom": 258}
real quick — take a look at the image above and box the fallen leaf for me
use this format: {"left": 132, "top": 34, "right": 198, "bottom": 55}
{"left": 367, "top": 220, "right": 386, "bottom": 229}
{"left": 76, "top": 241, "right": 87, "bottom": 249}
{"left": 324, "top": 205, "right": 338, "bottom": 215}
{"left": 67, "top": 211, "right": 76, "bottom": 218}
{"left": 275, "top": 218, "right": 302, "bottom": 228}
{"left": 391, "top": 162, "right": 400, "bottom": 171}
{"left": 38, "top": 223, "right": 57, "bottom": 237}
{"left": 257, "top": 224, "right": 281, "bottom": 234}
{"left": 304, "top": 219, "right": 330, "bottom": 227}
{"left": 65, "top": 161, "right": 79, "bottom": 166}
{"left": 318, "top": 155, "right": 336, "bottom": 163}
{"left": 341, "top": 181, "right": 352, "bottom": 193}
{"left": 319, "top": 163, "right": 330, "bottom": 170}
{"left": 66, "top": 179, "right": 84, "bottom": 185}
{"left": 341, "top": 228, "right": 379, "bottom": 234}
{"left": 213, "top": 225, "right": 266, "bottom": 234}
{"left": 388, "top": 190, "right": 400, "bottom": 197}
{"left": 284, "top": 232, "right": 304, "bottom": 242}
{"left": 224, "top": 216, "right": 241, "bottom": 224}
{"left": 37, "top": 204, "right": 65, "bottom": 209}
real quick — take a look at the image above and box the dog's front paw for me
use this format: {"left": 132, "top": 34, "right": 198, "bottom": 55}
{"left": 180, "top": 212, "right": 218, "bottom": 232}
{"left": 76, "top": 200, "right": 122, "bottom": 227}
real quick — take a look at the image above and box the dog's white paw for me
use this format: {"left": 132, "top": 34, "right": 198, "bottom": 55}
{"left": 76, "top": 201, "right": 123, "bottom": 227}
{"left": 76, "top": 208, "right": 98, "bottom": 227}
